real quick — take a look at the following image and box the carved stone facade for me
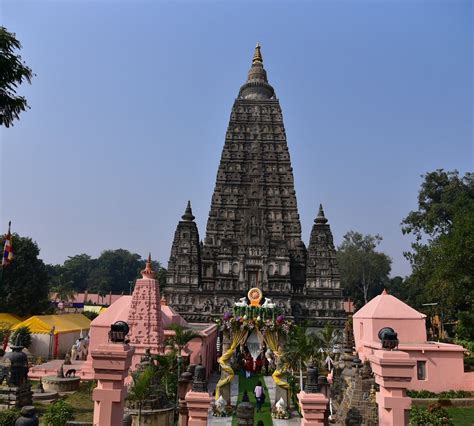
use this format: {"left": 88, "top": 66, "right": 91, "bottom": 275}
{"left": 165, "top": 45, "right": 345, "bottom": 327}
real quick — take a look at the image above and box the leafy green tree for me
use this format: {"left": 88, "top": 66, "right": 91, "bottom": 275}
{"left": 402, "top": 170, "right": 474, "bottom": 321}
{"left": 62, "top": 254, "right": 94, "bottom": 292}
{"left": 0, "top": 26, "right": 34, "bottom": 127}
{"left": 154, "top": 351, "right": 178, "bottom": 396}
{"left": 9, "top": 326, "right": 32, "bottom": 348}
{"left": 0, "top": 233, "right": 50, "bottom": 316}
{"left": 337, "top": 231, "right": 392, "bottom": 306}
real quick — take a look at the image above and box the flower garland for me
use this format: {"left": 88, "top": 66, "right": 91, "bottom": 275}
{"left": 216, "top": 310, "right": 293, "bottom": 336}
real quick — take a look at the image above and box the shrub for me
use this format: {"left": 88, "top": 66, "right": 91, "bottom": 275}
{"left": 42, "top": 400, "right": 74, "bottom": 426}
{"left": 407, "top": 389, "right": 472, "bottom": 399}
{"left": 0, "top": 409, "right": 19, "bottom": 426}
{"left": 9, "top": 326, "right": 32, "bottom": 348}
{"left": 409, "top": 404, "right": 453, "bottom": 425}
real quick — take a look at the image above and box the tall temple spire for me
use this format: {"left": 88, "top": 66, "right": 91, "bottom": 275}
{"left": 239, "top": 43, "right": 274, "bottom": 100}
{"left": 182, "top": 200, "right": 195, "bottom": 221}
{"left": 253, "top": 43, "right": 263, "bottom": 64}
{"left": 315, "top": 203, "right": 328, "bottom": 224}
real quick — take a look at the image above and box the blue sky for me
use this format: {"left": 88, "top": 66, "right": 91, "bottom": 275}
{"left": 1, "top": 0, "right": 472, "bottom": 277}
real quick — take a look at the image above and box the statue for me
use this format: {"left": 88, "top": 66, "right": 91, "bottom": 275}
{"left": 234, "top": 297, "right": 248, "bottom": 307}
{"left": 70, "top": 342, "right": 78, "bottom": 361}
{"left": 262, "top": 297, "right": 275, "bottom": 308}
{"left": 63, "top": 351, "right": 72, "bottom": 365}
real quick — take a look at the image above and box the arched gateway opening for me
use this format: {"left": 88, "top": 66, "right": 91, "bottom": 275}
{"left": 214, "top": 287, "right": 292, "bottom": 408}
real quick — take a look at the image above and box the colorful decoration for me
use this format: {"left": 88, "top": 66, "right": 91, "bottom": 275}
{"left": 247, "top": 287, "right": 263, "bottom": 306}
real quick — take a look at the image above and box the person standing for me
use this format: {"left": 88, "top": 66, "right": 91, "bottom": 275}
{"left": 244, "top": 352, "right": 254, "bottom": 379}
{"left": 254, "top": 381, "right": 264, "bottom": 412}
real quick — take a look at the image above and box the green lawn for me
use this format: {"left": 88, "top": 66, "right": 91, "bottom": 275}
{"left": 232, "top": 372, "right": 273, "bottom": 426}
{"left": 447, "top": 407, "right": 474, "bottom": 426}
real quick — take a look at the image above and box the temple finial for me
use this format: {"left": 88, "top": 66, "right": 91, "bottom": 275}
{"left": 253, "top": 43, "right": 263, "bottom": 64}
{"left": 315, "top": 203, "right": 328, "bottom": 224}
{"left": 141, "top": 253, "right": 155, "bottom": 279}
{"left": 182, "top": 200, "right": 195, "bottom": 221}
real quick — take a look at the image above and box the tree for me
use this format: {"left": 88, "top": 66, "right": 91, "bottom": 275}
{"left": 127, "top": 366, "right": 155, "bottom": 426}
{"left": 282, "top": 322, "right": 320, "bottom": 390}
{"left": 87, "top": 249, "right": 142, "bottom": 294}
{"left": 337, "top": 231, "right": 392, "bottom": 306}
{"left": 402, "top": 170, "right": 474, "bottom": 321}
{"left": 62, "top": 254, "right": 94, "bottom": 292}
{"left": 9, "top": 326, "right": 32, "bottom": 348}
{"left": 0, "top": 26, "right": 34, "bottom": 127}
{"left": 50, "top": 274, "right": 76, "bottom": 302}
{"left": 0, "top": 233, "right": 50, "bottom": 316}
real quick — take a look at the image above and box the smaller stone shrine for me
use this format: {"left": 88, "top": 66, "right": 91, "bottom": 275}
{"left": 0, "top": 337, "right": 33, "bottom": 408}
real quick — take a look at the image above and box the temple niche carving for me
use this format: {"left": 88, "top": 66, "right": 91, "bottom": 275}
{"left": 164, "top": 44, "right": 345, "bottom": 327}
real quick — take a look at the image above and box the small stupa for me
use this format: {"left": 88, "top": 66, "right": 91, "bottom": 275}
{"left": 127, "top": 253, "right": 164, "bottom": 365}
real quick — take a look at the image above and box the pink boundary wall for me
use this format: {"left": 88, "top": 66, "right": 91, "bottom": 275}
{"left": 353, "top": 291, "right": 474, "bottom": 393}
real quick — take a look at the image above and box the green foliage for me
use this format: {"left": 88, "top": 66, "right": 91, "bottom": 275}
{"left": 9, "top": 325, "right": 31, "bottom": 348}
{"left": 337, "top": 231, "right": 392, "bottom": 306}
{"left": 0, "top": 26, "right": 34, "bottom": 128}
{"left": 166, "top": 324, "right": 200, "bottom": 353}
{"left": 0, "top": 321, "right": 11, "bottom": 346}
{"left": 407, "top": 390, "right": 471, "bottom": 399}
{"left": 50, "top": 274, "right": 76, "bottom": 302}
{"left": 402, "top": 170, "right": 474, "bottom": 322}
{"left": 153, "top": 351, "right": 178, "bottom": 398}
{"left": 456, "top": 311, "right": 474, "bottom": 341}
{"left": 46, "top": 250, "right": 167, "bottom": 296}
{"left": 409, "top": 404, "right": 453, "bottom": 425}
{"left": 0, "top": 408, "right": 19, "bottom": 426}
{"left": 0, "top": 233, "right": 50, "bottom": 316}
{"left": 42, "top": 400, "right": 74, "bottom": 426}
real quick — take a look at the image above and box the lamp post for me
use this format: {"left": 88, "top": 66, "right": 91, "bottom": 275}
{"left": 129, "top": 280, "right": 134, "bottom": 295}
{"left": 177, "top": 353, "right": 183, "bottom": 405}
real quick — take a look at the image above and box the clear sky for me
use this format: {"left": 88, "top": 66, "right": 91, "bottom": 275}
{"left": 1, "top": 0, "right": 472, "bottom": 277}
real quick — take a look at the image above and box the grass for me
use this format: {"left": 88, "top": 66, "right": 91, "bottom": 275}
{"left": 34, "top": 381, "right": 94, "bottom": 424}
{"left": 231, "top": 372, "right": 273, "bottom": 426}
{"left": 447, "top": 407, "right": 474, "bottom": 426}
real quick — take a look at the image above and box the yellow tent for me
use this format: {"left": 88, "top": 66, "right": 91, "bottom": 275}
{"left": 0, "top": 313, "right": 22, "bottom": 327}
{"left": 12, "top": 314, "right": 91, "bottom": 335}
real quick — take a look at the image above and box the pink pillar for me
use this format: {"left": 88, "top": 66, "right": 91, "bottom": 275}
{"left": 297, "top": 391, "right": 329, "bottom": 425}
{"left": 369, "top": 350, "right": 415, "bottom": 426}
{"left": 91, "top": 342, "right": 135, "bottom": 426}
{"left": 185, "top": 391, "right": 212, "bottom": 426}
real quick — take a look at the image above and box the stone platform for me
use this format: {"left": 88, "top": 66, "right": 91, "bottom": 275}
{"left": 28, "top": 359, "right": 92, "bottom": 380}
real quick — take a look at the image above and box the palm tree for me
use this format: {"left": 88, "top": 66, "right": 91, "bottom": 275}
{"left": 316, "top": 324, "right": 341, "bottom": 371}
{"left": 165, "top": 324, "right": 200, "bottom": 401}
{"left": 51, "top": 274, "right": 76, "bottom": 302}
{"left": 282, "top": 322, "right": 320, "bottom": 390}
{"left": 154, "top": 351, "right": 177, "bottom": 396}
{"left": 128, "top": 365, "right": 155, "bottom": 426}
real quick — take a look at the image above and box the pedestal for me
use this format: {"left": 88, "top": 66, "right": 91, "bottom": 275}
{"left": 185, "top": 390, "right": 212, "bottom": 426}
{"left": 368, "top": 350, "right": 415, "bottom": 426}
{"left": 91, "top": 342, "right": 135, "bottom": 426}
{"left": 177, "top": 372, "right": 193, "bottom": 426}
{"left": 275, "top": 384, "right": 289, "bottom": 406}
{"left": 297, "top": 391, "right": 328, "bottom": 426}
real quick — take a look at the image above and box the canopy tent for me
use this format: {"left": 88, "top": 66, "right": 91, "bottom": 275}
{"left": 0, "top": 313, "right": 22, "bottom": 327}
{"left": 12, "top": 314, "right": 91, "bottom": 359}
{"left": 83, "top": 305, "right": 107, "bottom": 314}
{"left": 13, "top": 314, "right": 91, "bottom": 334}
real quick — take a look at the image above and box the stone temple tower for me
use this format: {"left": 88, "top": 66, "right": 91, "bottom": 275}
{"left": 165, "top": 45, "right": 345, "bottom": 327}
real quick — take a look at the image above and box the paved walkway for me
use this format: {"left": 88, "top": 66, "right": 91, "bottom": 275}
{"left": 207, "top": 372, "right": 301, "bottom": 425}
